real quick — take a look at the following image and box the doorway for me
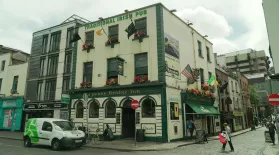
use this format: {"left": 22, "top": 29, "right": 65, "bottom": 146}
{"left": 122, "top": 100, "right": 135, "bottom": 138}
{"left": 207, "top": 116, "right": 211, "bottom": 135}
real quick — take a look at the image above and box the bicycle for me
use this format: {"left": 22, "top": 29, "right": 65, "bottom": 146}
{"left": 85, "top": 128, "right": 104, "bottom": 145}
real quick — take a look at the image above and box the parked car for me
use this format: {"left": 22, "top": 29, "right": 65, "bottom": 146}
{"left": 23, "top": 118, "right": 85, "bottom": 151}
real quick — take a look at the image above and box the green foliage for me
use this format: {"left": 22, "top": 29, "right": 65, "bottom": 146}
{"left": 249, "top": 85, "right": 261, "bottom": 105}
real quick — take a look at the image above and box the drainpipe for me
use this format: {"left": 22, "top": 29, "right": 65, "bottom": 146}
{"left": 191, "top": 30, "right": 198, "bottom": 89}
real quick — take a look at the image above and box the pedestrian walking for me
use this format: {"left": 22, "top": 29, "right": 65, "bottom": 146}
{"left": 187, "top": 120, "right": 196, "bottom": 139}
{"left": 268, "top": 121, "right": 277, "bottom": 145}
{"left": 222, "top": 123, "right": 234, "bottom": 152}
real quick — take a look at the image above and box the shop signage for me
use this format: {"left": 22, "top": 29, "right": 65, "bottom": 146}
{"left": 268, "top": 94, "right": 279, "bottom": 106}
{"left": 141, "top": 123, "right": 156, "bottom": 134}
{"left": 2, "top": 100, "right": 17, "bottom": 108}
{"left": 85, "top": 9, "right": 147, "bottom": 30}
{"left": 233, "top": 111, "right": 243, "bottom": 116}
{"left": 24, "top": 103, "right": 68, "bottom": 109}
{"left": 61, "top": 94, "right": 70, "bottom": 104}
{"left": 200, "top": 106, "right": 211, "bottom": 113}
{"left": 131, "top": 100, "right": 139, "bottom": 110}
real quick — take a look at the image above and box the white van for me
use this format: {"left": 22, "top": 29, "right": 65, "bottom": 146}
{"left": 23, "top": 118, "right": 86, "bottom": 150}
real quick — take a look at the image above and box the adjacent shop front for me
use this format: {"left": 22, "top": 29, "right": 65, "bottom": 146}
{"left": 181, "top": 89, "right": 220, "bottom": 139}
{"left": 69, "top": 83, "right": 165, "bottom": 142}
{"left": 0, "top": 97, "right": 24, "bottom": 131}
{"left": 233, "top": 111, "right": 244, "bottom": 131}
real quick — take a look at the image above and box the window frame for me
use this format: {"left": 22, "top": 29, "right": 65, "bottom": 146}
{"left": 66, "top": 27, "right": 74, "bottom": 49}
{"left": 0, "top": 78, "right": 2, "bottom": 92}
{"left": 89, "top": 100, "right": 99, "bottom": 118}
{"left": 47, "top": 55, "right": 59, "bottom": 76}
{"left": 141, "top": 98, "right": 156, "bottom": 118}
{"left": 1, "top": 60, "right": 5, "bottom": 71}
{"left": 107, "top": 58, "right": 124, "bottom": 80}
{"left": 42, "top": 34, "right": 48, "bottom": 53}
{"left": 135, "top": 17, "right": 147, "bottom": 34}
{"left": 12, "top": 76, "right": 19, "bottom": 92}
{"left": 76, "top": 101, "right": 84, "bottom": 118}
{"left": 197, "top": 40, "right": 202, "bottom": 57}
{"left": 134, "top": 53, "right": 148, "bottom": 76}
{"left": 85, "top": 31, "right": 94, "bottom": 45}
{"left": 200, "top": 68, "right": 204, "bottom": 84}
{"left": 108, "top": 25, "right": 119, "bottom": 41}
{"left": 37, "top": 81, "right": 43, "bottom": 101}
{"left": 42, "top": 121, "right": 53, "bottom": 132}
{"left": 44, "top": 79, "right": 56, "bottom": 101}
{"left": 83, "top": 62, "right": 93, "bottom": 83}
{"left": 39, "top": 57, "right": 45, "bottom": 76}
{"left": 64, "top": 52, "right": 72, "bottom": 74}
{"left": 62, "top": 76, "right": 70, "bottom": 94}
{"left": 49, "top": 31, "right": 61, "bottom": 53}
{"left": 206, "top": 46, "right": 210, "bottom": 62}
{"left": 105, "top": 100, "right": 116, "bottom": 118}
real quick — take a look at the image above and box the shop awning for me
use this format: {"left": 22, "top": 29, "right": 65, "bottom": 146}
{"left": 188, "top": 103, "right": 220, "bottom": 115}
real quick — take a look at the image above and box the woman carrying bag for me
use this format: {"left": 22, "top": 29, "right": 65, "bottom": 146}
{"left": 220, "top": 123, "right": 234, "bottom": 152}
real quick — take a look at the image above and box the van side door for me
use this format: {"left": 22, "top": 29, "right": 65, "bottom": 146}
{"left": 39, "top": 121, "right": 53, "bottom": 146}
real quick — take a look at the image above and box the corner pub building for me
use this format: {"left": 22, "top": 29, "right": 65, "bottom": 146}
{"left": 69, "top": 3, "right": 220, "bottom": 142}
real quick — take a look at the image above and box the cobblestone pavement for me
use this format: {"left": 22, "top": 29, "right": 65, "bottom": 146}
{"left": 0, "top": 127, "right": 270, "bottom": 155}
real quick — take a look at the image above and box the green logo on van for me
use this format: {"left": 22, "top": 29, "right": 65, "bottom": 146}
{"left": 24, "top": 119, "right": 39, "bottom": 143}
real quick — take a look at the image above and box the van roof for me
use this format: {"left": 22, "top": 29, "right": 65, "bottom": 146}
{"left": 29, "top": 118, "right": 69, "bottom": 122}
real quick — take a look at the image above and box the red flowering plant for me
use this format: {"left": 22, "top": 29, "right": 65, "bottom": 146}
{"left": 133, "top": 31, "right": 146, "bottom": 43}
{"left": 106, "top": 78, "right": 118, "bottom": 86}
{"left": 82, "top": 43, "right": 94, "bottom": 52}
{"left": 133, "top": 75, "right": 149, "bottom": 84}
{"left": 80, "top": 82, "right": 92, "bottom": 88}
{"left": 201, "top": 84, "right": 210, "bottom": 91}
{"left": 105, "top": 37, "right": 118, "bottom": 48}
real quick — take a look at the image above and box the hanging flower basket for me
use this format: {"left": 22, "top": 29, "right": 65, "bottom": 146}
{"left": 106, "top": 78, "right": 118, "bottom": 86}
{"left": 133, "top": 75, "right": 149, "bottom": 84}
{"left": 105, "top": 38, "right": 118, "bottom": 48}
{"left": 82, "top": 43, "right": 94, "bottom": 52}
{"left": 80, "top": 82, "right": 92, "bottom": 88}
{"left": 134, "top": 31, "right": 146, "bottom": 43}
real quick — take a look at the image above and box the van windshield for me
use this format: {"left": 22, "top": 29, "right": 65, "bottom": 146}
{"left": 53, "top": 121, "right": 74, "bottom": 131}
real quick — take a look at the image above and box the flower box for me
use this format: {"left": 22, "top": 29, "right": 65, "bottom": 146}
{"left": 82, "top": 43, "right": 94, "bottom": 52}
{"left": 80, "top": 82, "right": 92, "bottom": 88}
{"left": 133, "top": 75, "right": 149, "bottom": 84}
{"left": 202, "top": 84, "right": 210, "bottom": 91}
{"left": 105, "top": 38, "right": 119, "bottom": 48}
{"left": 106, "top": 78, "right": 118, "bottom": 86}
{"left": 133, "top": 31, "right": 146, "bottom": 43}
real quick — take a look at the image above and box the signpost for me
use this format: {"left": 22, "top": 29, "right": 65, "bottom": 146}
{"left": 131, "top": 100, "right": 139, "bottom": 146}
{"left": 268, "top": 94, "right": 279, "bottom": 143}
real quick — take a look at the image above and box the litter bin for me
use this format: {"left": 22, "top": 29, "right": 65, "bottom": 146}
{"left": 136, "top": 129, "right": 145, "bottom": 142}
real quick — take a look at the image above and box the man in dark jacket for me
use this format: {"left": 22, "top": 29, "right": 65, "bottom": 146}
{"left": 268, "top": 122, "right": 277, "bottom": 145}
{"left": 187, "top": 120, "right": 196, "bottom": 138}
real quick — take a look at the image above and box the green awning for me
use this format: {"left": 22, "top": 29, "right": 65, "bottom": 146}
{"left": 188, "top": 103, "right": 220, "bottom": 115}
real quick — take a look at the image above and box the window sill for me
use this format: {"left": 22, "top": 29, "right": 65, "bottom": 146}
{"left": 207, "top": 60, "right": 212, "bottom": 63}
{"left": 132, "top": 35, "right": 149, "bottom": 43}
{"left": 142, "top": 116, "right": 155, "bottom": 118}
{"left": 105, "top": 42, "right": 120, "bottom": 48}
{"left": 199, "top": 55, "right": 204, "bottom": 59}
{"left": 82, "top": 47, "right": 95, "bottom": 52}
{"left": 65, "top": 47, "right": 73, "bottom": 51}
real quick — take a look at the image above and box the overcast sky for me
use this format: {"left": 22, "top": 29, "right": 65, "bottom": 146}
{"left": 0, "top": 0, "right": 269, "bottom": 57}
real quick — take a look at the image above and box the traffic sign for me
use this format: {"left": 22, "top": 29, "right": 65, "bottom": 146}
{"left": 268, "top": 94, "right": 279, "bottom": 106}
{"left": 131, "top": 100, "right": 139, "bottom": 110}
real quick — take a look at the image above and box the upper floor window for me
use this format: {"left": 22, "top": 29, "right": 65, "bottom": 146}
{"left": 39, "top": 57, "right": 45, "bottom": 76}
{"left": 200, "top": 68, "right": 204, "bottom": 84}
{"left": 47, "top": 55, "right": 59, "bottom": 76}
{"left": 231, "top": 81, "right": 234, "bottom": 92}
{"left": 44, "top": 79, "right": 56, "bottom": 101}
{"left": 62, "top": 77, "right": 70, "bottom": 93}
{"left": 108, "top": 25, "right": 119, "bottom": 42}
{"left": 206, "top": 46, "right": 210, "bottom": 62}
{"left": 64, "top": 52, "right": 72, "bottom": 74}
{"left": 49, "top": 31, "right": 61, "bottom": 52}
{"left": 107, "top": 58, "right": 124, "bottom": 81}
{"left": 66, "top": 27, "right": 74, "bottom": 48}
{"left": 135, "top": 18, "right": 147, "bottom": 35}
{"left": 235, "top": 82, "right": 238, "bottom": 92}
{"left": 135, "top": 53, "right": 148, "bottom": 76}
{"left": 83, "top": 62, "right": 93, "bottom": 83}
{"left": 42, "top": 35, "right": 48, "bottom": 53}
{"left": 85, "top": 31, "right": 94, "bottom": 45}
{"left": 11, "top": 76, "right": 19, "bottom": 93}
{"left": 0, "top": 78, "right": 2, "bottom": 92}
{"left": 198, "top": 40, "right": 202, "bottom": 57}
{"left": 37, "top": 81, "right": 43, "bottom": 101}
{"left": 1, "top": 60, "right": 5, "bottom": 71}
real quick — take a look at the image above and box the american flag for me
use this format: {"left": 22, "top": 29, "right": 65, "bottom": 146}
{"left": 181, "top": 64, "right": 194, "bottom": 79}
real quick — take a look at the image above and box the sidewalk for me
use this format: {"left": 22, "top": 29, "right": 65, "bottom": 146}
{"left": 263, "top": 137, "right": 279, "bottom": 155}
{"left": 0, "top": 126, "right": 261, "bottom": 151}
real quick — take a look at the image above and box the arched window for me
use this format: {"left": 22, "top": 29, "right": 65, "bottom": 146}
{"left": 141, "top": 98, "right": 155, "bottom": 118}
{"left": 89, "top": 100, "right": 99, "bottom": 118}
{"left": 106, "top": 100, "right": 116, "bottom": 118}
{"left": 76, "top": 101, "right": 84, "bottom": 118}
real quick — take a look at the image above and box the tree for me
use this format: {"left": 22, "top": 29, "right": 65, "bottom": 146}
{"left": 249, "top": 85, "right": 261, "bottom": 105}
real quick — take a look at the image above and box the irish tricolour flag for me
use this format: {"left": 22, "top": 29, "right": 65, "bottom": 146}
{"left": 208, "top": 75, "right": 216, "bottom": 86}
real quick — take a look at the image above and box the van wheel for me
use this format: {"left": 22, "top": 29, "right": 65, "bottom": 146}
{"left": 24, "top": 137, "right": 32, "bottom": 147}
{"left": 51, "top": 139, "right": 61, "bottom": 151}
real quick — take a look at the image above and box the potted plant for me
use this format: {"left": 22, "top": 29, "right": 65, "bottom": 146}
{"left": 105, "top": 38, "right": 118, "bottom": 48}
{"left": 82, "top": 43, "right": 94, "bottom": 52}
{"left": 134, "top": 31, "right": 146, "bottom": 43}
